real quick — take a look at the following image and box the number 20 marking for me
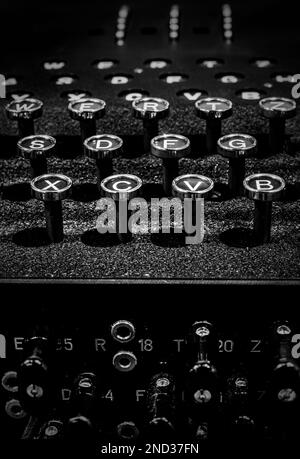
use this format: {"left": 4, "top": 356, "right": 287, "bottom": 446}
{"left": 218, "top": 339, "right": 234, "bottom": 352}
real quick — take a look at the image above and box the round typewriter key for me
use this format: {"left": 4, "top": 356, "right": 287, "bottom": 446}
{"left": 31, "top": 173, "right": 72, "bottom": 243}
{"left": 151, "top": 134, "right": 191, "bottom": 195}
{"left": 68, "top": 97, "right": 106, "bottom": 141}
{"left": 84, "top": 134, "right": 123, "bottom": 186}
{"left": 5, "top": 98, "right": 43, "bottom": 137}
{"left": 259, "top": 97, "right": 297, "bottom": 153}
{"left": 195, "top": 97, "right": 233, "bottom": 153}
{"left": 101, "top": 174, "right": 142, "bottom": 243}
{"left": 217, "top": 133, "right": 257, "bottom": 196}
{"left": 101, "top": 174, "right": 142, "bottom": 199}
{"left": 244, "top": 173, "right": 285, "bottom": 244}
{"left": 172, "top": 174, "right": 214, "bottom": 200}
{"left": 18, "top": 135, "right": 56, "bottom": 178}
{"left": 132, "top": 97, "right": 169, "bottom": 152}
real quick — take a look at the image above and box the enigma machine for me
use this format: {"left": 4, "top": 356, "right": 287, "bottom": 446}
{"left": 0, "top": 0, "right": 300, "bottom": 451}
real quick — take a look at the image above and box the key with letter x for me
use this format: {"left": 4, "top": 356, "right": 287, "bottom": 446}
{"left": 31, "top": 173, "right": 72, "bottom": 242}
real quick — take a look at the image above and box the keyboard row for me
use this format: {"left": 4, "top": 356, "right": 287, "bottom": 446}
{"left": 3, "top": 96, "right": 297, "bottom": 185}
{"left": 22, "top": 168, "right": 285, "bottom": 247}
{"left": 3, "top": 96, "right": 297, "bottom": 158}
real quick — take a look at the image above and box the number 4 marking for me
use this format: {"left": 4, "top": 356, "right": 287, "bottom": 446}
{"left": 103, "top": 390, "right": 114, "bottom": 401}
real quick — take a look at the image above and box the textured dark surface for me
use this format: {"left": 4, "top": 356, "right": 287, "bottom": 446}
{"left": 0, "top": 0, "right": 299, "bottom": 280}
